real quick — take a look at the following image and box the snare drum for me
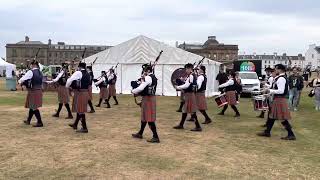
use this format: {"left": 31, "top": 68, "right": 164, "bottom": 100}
{"left": 253, "top": 95, "right": 269, "bottom": 111}
{"left": 214, "top": 94, "right": 228, "bottom": 108}
{"left": 251, "top": 90, "right": 262, "bottom": 97}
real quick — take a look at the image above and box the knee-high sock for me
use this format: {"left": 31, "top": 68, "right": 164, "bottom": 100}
{"left": 27, "top": 109, "right": 34, "bottom": 122}
{"left": 97, "top": 98, "right": 102, "bottom": 106}
{"left": 200, "top": 110, "right": 211, "bottom": 120}
{"left": 88, "top": 100, "right": 94, "bottom": 111}
{"left": 191, "top": 113, "right": 201, "bottom": 128}
{"left": 265, "top": 118, "right": 275, "bottom": 134}
{"left": 34, "top": 110, "right": 43, "bottom": 125}
{"left": 73, "top": 113, "right": 81, "bottom": 127}
{"left": 281, "top": 120, "right": 295, "bottom": 137}
{"left": 221, "top": 105, "right": 228, "bottom": 114}
{"left": 179, "top": 113, "right": 188, "bottom": 127}
{"left": 113, "top": 96, "right": 118, "bottom": 104}
{"left": 56, "top": 103, "right": 63, "bottom": 115}
{"left": 65, "top": 103, "right": 72, "bottom": 116}
{"left": 138, "top": 121, "right": 147, "bottom": 135}
{"left": 80, "top": 114, "right": 87, "bottom": 130}
{"left": 178, "top": 102, "right": 184, "bottom": 111}
{"left": 107, "top": 96, "right": 111, "bottom": 101}
{"left": 231, "top": 105, "right": 240, "bottom": 115}
{"left": 148, "top": 122, "right": 159, "bottom": 138}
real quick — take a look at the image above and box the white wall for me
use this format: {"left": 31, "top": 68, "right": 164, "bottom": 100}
{"left": 305, "top": 44, "right": 320, "bottom": 69}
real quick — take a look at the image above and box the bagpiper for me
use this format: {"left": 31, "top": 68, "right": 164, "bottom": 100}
{"left": 132, "top": 64, "right": 160, "bottom": 143}
{"left": 18, "top": 60, "right": 44, "bottom": 127}
{"left": 66, "top": 62, "right": 91, "bottom": 133}
{"left": 87, "top": 66, "right": 95, "bottom": 113}
{"left": 95, "top": 71, "right": 109, "bottom": 107}
{"left": 50, "top": 63, "right": 73, "bottom": 119}
{"left": 257, "top": 64, "right": 296, "bottom": 140}
{"left": 104, "top": 68, "right": 119, "bottom": 108}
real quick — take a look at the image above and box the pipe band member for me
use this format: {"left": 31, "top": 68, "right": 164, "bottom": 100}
{"left": 50, "top": 63, "right": 73, "bottom": 119}
{"left": 257, "top": 64, "right": 296, "bottom": 140}
{"left": 95, "top": 71, "right": 109, "bottom": 107}
{"left": 87, "top": 66, "right": 95, "bottom": 113}
{"left": 132, "top": 64, "right": 160, "bottom": 143}
{"left": 104, "top": 68, "right": 118, "bottom": 108}
{"left": 19, "top": 60, "right": 44, "bottom": 127}
{"left": 196, "top": 65, "right": 212, "bottom": 124}
{"left": 173, "top": 63, "right": 202, "bottom": 132}
{"left": 67, "top": 62, "right": 91, "bottom": 133}
{"left": 218, "top": 71, "right": 241, "bottom": 117}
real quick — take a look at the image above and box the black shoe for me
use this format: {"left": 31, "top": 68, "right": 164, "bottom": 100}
{"left": 114, "top": 103, "right": 119, "bottom": 105}
{"left": 76, "top": 128, "right": 88, "bottom": 133}
{"left": 95, "top": 105, "right": 101, "bottom": 107}
{"left": 88, "top": 110, "right": 95, "bottom": 113}
{"left": 23, "top": 120, "right": 30, "bottom": 125}
{"left": 52, "top": 114, "right": 59, "bottom": 118}
{"left": 257, "top": 131, "right": 271, "bottom": 137}
{"left": 65, "top": 115, "right": 73, "bottom": 119}
{"left": 132, "top": 133, "right": 143, "bottom": 139}
{"left": 69, "top": 123, "right": 77, "bottom": 130}
{"left": 187, "top": 118, "right": 194, "bottom": 122}
{"left": 281, "top": 136, "right": 296, "bottom": 141}
{"left": 202, "top": 119, "right": 212, "bottom": 124}
{"left": 173, "top": 125, "right": 184, "bottom": 129}
{"left": 105, "top": 106, "right": 111, "bottom": 109}
{"left": 32, "top": 123, "right": 43, "bottom": 127}
{"left": 147, "top": 137, "right": 160, "bottom": 143}
{"left": 190, "top": 127, "right": 202, "bottom": 132}
{"left": 218, "top": 112, "right": 224, "bottom": 115}
{"left": 176, "top": 109, "right": 182, "bottom": 112}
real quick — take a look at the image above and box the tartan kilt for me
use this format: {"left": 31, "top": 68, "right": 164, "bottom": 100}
{"left": 183, "top": 92, "right": 197, "bottom": 113}
{"left": 57, "top": 85, "right": 69, "bottom": 104}
{"left": 88, "top": 85, "right": 93, "bottom": 100}
{"left": 269, "top": 97, "right": 291, "bottom": 120}
{"left": 25, "top": 89, "right": 43, "bottom": 110}
{"left": 72, "top": 90, "right": 89, "bottom": 113}
{"left": 108, "top": 84, "right": 116, "bottom": 97}
{"left": 141, "top": 96, "right": 156, "bottom": 122}
{"left": 226, "top": 91, "right": 237, "bottom": 105}
{"left": 196, "top": 92, "right": 207, "bottom": 110}
{"left": 99, "top": 87, "right": 109, "bottom": 99}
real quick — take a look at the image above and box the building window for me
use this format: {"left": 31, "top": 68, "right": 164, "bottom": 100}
{"left": 12, "top": 49, "right": 17, "bottom": 57}
{"left": 49, "top": 53, "right": 52, "bottom": 57}
{"left": 265, "top": 60, "right": 267, "bottom": 63}
{"left": 265, "top": 65, "right": 267, "bottom": 68}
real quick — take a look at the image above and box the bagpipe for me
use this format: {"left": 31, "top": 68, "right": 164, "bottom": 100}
{"left": 131, "top": 51, "right": 163, "bottom": 106}
{"left": 93, "top": 63, "right": 119, "bottom": 88}
{"left": 21, "top": 48, "right": 41, "bottom": 89}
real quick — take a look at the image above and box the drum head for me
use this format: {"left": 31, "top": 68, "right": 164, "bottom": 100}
{"left": 171, "top": 68, "right": 187, "bottom": 87}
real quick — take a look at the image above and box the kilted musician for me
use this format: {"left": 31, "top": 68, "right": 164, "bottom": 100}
{"left": 196, "top": 65, "right": 212, "bottom": 124}
{"left": 18, "top": 61, "right": 44, "bottom": 127}
{"left": 131, "top": 64, "right": 160, "bottom": 143}
{"left": 104, "top": 68, "right": 119, "bottom": 108}
{"left": 257, "top": 64, "right": 296, "bottom": 140}
{"left": 218, "top": 71, "right": 241, "bottom": 117}
{"left": 95, "top": 71, "right": 109, "bottom": 107}
{"left": 257, "top": 68, "right": 274, "bottom": 119}
{"left": 66, "top": 62, "right": 91, "bottom": 133}
{"left": 173, "top": 63, "right": 202, "bottom": 132}
{"left": 49, "top": 63, "right": 73, "bottom": 119}
{"left": 87, "top": 66, "right": 95, "bottom": 113}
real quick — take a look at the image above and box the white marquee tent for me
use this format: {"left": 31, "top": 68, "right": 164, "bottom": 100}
{"left": 0, "top": 59, "right": 16, "bottom": 78}
{"left": 83, "top": 35, "right": 221, "bottom": 97}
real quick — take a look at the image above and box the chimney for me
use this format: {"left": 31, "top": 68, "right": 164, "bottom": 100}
{"left": 208, "top": 36, "right": 216, "bottom": 40}
{"left": 48, "top": 39, "right": 52, "bottom": 45}
{"left": 25, "top": 36, "right": 29, "bottom": 42}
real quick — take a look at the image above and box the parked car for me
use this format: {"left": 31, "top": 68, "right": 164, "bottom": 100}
{"left": 238, "top": 72, "right": 260, "bottom": 94}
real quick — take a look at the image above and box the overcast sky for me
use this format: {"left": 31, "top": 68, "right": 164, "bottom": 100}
{"left": 1, "top": 0, "right": 320, "bottom": 58}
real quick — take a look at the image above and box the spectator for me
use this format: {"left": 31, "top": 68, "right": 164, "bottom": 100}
{"left": 313, "top": 72, "right": 320, "bottom": 111}
{"left": 288, "top": 67, "right": 304, "bottom": 111}
{"left": 216, "top": 67, "right": 228, "bottom": 93}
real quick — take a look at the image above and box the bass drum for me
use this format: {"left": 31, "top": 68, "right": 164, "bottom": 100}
{"left": 171, "top": 68, "right": 187, "bottom": 87}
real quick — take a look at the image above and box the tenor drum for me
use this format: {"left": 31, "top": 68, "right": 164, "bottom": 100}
{"left": 253, "top": 95, "right": 269, "bottom": 111}
{"left": 214, "top": 94, "right": 228, "bottom": 108}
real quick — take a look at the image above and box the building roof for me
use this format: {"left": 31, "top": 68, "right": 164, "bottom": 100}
{"left": 16, "top": 41, "right": 44, "bottom": 45}
{"left": 238, "top": 54, "right": 305, "bottom": 61}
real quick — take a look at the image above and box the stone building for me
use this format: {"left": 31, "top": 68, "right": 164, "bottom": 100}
{"left": 177, "top": 36, "right": 239, "bottom": 64}
{"left": 5, "top": 36, "right": 111, "bottom": 66}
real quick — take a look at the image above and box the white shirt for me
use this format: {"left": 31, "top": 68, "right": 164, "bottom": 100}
{"left": 66, "top": 69, "right": 84, "bottom": 88}
{"left": 52, "top": 70, "right": 64, "bottom": 82}
{"left": 176, "top": 74, "right": 194, "bottom": 90}
{"left": 95, "top": 76, "right": 106, "bottom": 86}
{"left": 132, "top": 74, "right": 152, "bottom": 94}
{"left": 264, "top": 76, "right": 274, "bottom": 89}
{"left": 197, "top": 74, "right": 205, "bottom": 89}
{"left": 18, "top": 68, "right": 39, "bottom": 84}
{"left": 108, "top": 73, "right": 114, "bottom": 81}
{"left": 269, "top": 73, "right": 286, "bottom": 95}
{"left": 219, "top": 79, "right": 234, "bottom": 88}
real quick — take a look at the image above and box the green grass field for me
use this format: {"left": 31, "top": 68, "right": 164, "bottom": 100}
{"left": 0, "top": 78, "right": 319, "bottom": 179}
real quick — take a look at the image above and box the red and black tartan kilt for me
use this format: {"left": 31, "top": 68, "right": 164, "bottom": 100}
{"left": 72, "top": 90, "right": 89, "bottom": 113}
{"left": 88, "top": 85, "right": 93, "bottom": 100}
{"left": 25, "top": 89, "right": 43, "bottom": 110}
{"left": 269, "top": 97, "right": 291, "bottom": 120}
{"left": 226, "top": 91, "right": 237, "bottom": 106}
{"left": 99, "top": 87, "right": 109, "bottom": 99}
{"left": 108, "top": 84, "right": 116, "bottom": 97}
{"left": 196, "top": 92, "right": 207, "bottom": 110}
{"left": 183, "top": 92, "right": 197, "bottom": 113}
{"left": 57, "top": 85, "right": 69, "bottom": 104}
{"left": 141, "top": 96, "right": 156, "bottom": 122}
